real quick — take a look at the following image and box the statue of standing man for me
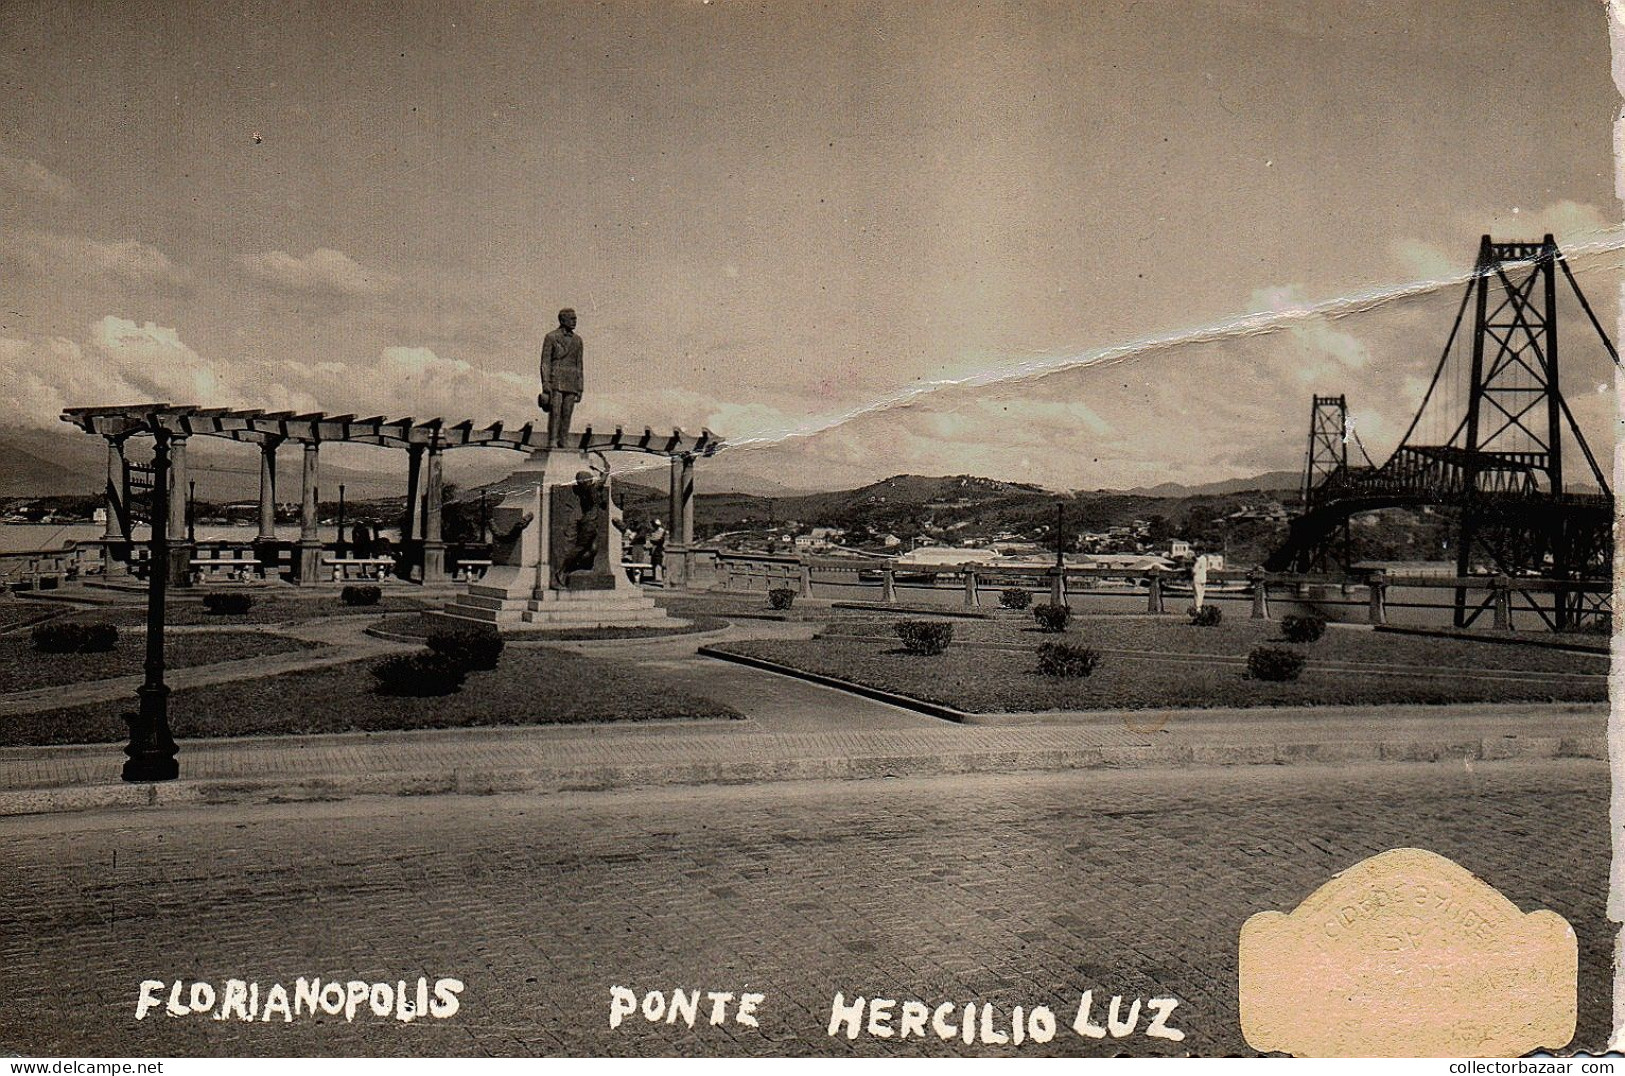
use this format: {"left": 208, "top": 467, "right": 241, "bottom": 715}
{"left": 539, "top": 307, "right": 583, "bottom": 448}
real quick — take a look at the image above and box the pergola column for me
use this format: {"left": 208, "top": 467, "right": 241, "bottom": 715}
{"left": 103, "top": 437, "right": 126, "bottom": 540}
{"left": 296, "top": 441, "right": 322, "bottom": 585}
{"left": 404, "top": 445, "right": 424, "bottom": 535}
{"left": 165, "top": 434, "right": 193, "bottom": 586}
{"left": 667, "top": 453, "right": 695, "bottom": 587}
{"left": 257, "top": 440, "right": 279, "bottom": 542}
{"left": 403, "top": 444, "right": 425, "bottom": 581}
{"left": 100, "top": 436, "right": 129, "bottom": 578}
{"left": 421, "top": 442, "right": 446, "bottom": 583}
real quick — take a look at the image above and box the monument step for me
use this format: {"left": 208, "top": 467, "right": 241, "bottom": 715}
{"left": 467, "top": 581, "right": 541, "bottom": 601}
{"left": 530, "top": 587, "right": 653, "bottom": 604}
{"left": 517, "top": 606, "right": 673, "bottom": 624}
{"left": 521, "top": 600, "right": 662, "bottom": 617}
{"left": 446, "top": 592, "right": 530, "bottom": 613}
{"left": 518, "top": 612, "right": 676, "bottom": 628}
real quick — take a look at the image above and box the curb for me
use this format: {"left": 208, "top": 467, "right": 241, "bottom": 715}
{"left": 698, "top": 645, "right": 970, "bottom": 722}
{"left": 828, "top": 602, "right": 995, "bottom": 620}
{"left": 0, "top": 733, "right": 1603, "bottom": 818}
{"left": 1373, "top": 624, "right": 1610, "bottom": 656}
{"left": 364, "top": 618, "right": 731, "bottom": 646}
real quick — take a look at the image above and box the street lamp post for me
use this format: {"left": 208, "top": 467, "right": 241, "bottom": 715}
{"left": 123, "top": 427, "right": 178, "bottom": 783}
{"left": 338, "top": 483, "right": 346, "bottom": 552}
{"left": 1050, "top": 501, "right": 1068, "bottom": 606}
{"left": 187, "top": 478, "right": 196, "bottom": 543}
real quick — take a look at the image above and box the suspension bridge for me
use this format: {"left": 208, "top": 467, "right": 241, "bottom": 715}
{"left": 1266, "top": 235, "right": 1615, "bottom": 630}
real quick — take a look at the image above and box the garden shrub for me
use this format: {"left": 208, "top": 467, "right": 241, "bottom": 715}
{"left": 1188, "top": 604, "right": 1222, "bottom": 626}
{"left": 426, "top": 626, "right": 505, "bottom": 671}
{"left": 1036, "top": 640, "right": 1100, "bottom": 678}
{"left": 999, "top": 587, "right": 1032, "bottom": 610}
{"left": 371, "top": 651, "right": 467, "bottom": 696}
{"left": 1280, "top": 614, "right": 1327, "bottom": 643}
{"left": 341, "top": 584, "right": 383, "bottom": 607}
{"left": 202, "top": 592, "right": 255, "bottom": 616}
{"left": 1032, "top": 602, "right": 1073, "bottom": 633}
{"left": 78, "top": 623, "right": 119, "bottom": 652}
{"left": 894, "top": 619, "right": 954, "bottom": 655}
{"left": 767, "top": 587, "right": 797, "bottom": 611}
{"left": 31, "top": 622, "right": 118, "bottom": 654}
{"left": 1247, "top": 645, "right": 1307, "bottom": 682}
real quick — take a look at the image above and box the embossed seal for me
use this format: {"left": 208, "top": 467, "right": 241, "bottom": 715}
{"left": 1239, "top": 847, "right": 1576, "bottom": 1057}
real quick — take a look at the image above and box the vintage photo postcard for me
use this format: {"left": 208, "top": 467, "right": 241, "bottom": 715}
{"left": 0, "top": 0, "right": 1619, "bottom": 1062}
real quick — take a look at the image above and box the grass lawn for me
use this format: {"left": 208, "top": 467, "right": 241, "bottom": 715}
{"left": 6, "top": 647, "right": 741, "bottom": 745}
{"left": 0, "top": 631, "right": 319, "bottom": 693}
{"left": 712, "top": 634, "right": 1607, "bottom": 714}
{"left": 817, "top": 615, "right": 1608, "bottom": 675}
{"left": 60, "top": 593, "right": 434, "bottom": 628}
{"left": 369, "top": 612, "right": 730, "bottom": 641}
{"left": 0, "top": 602, "right": 63, "bottom": 634}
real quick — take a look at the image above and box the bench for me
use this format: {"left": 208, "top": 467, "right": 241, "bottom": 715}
{"left": 454, "top": 559, "right": 493, "bottom": 582}
{"left": 325, "top": 556, "right": 396, "bottom": 581}
{"left": 190, "top": 555, "right": 265, "bottom": 582}
{"left": 621, "top": 562, "right": 659, "bottom": 585}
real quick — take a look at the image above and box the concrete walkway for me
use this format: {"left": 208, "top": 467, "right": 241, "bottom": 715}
{"left": 0, "top": 617, "right": 414, "bottom": 717}
{"left": 0, "top": 692, "right": 1604, "bottom": 816}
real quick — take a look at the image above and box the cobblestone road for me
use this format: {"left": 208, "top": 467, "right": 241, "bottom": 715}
{"left": 0, "top": 759, "right": 1609, "bottom": 1057}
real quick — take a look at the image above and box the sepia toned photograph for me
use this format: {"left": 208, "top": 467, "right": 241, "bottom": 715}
{"left": 0, "top": 0, "right": 1618, "bottom": 1060}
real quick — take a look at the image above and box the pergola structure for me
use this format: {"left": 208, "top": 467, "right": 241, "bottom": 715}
{"left": 61, "top": 405, "right": 721, "bottom": 586}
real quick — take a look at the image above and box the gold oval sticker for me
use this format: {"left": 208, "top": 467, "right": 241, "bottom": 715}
{"left": 1239, "top": 847, "right": 1576, "bottom": 1057}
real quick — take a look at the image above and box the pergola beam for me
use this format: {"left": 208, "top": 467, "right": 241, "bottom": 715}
{"left": 61, "top": 405, "right": 723, "bottom": 458}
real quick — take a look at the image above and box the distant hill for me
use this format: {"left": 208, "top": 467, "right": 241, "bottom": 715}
{"left": 0, "top": 429, "right": 107, "bottom": 497}
{"left": 3, "top": 440, "right": 93, "bottom": 497}
{"left": 612, "top": 470, "right": 1294, "bottom": 546}
{"left": 1119, "top": 470, "right": 1301, "bottom": 498}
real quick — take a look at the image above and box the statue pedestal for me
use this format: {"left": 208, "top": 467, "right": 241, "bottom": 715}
{"left": 441, "top": 449, "right": 676, "bottom": 630}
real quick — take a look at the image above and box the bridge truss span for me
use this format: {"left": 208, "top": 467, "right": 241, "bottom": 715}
{"left": 1267, "top": 235, "right": 1614, "bottom": 631}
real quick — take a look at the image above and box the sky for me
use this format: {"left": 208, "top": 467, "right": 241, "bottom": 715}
{"left": 0, "top": 0, "right": 1619, "bottom": 494}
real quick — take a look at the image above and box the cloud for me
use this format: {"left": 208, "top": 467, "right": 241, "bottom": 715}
{"left": 238, "top": 248, "right": 397, "bottom": 299}
{"left": 0, "top": 230, "right": 179, "bottom": 287}
{"left": 736, "top": 254, "right": 1619, "bottom": 492}
{"left": 1248, "top": 284, "right": 1371, "bottom": 384}
{"left": 282, "top": 345, "right": 528, "bottom": 421}
{"left": 0, "top": 152, "right": 73, "bottom": 200}
{"left": 0, "top": 317, "right": 320, "bottom": 430}
{"left": 1393, "top": 201, "right": 1625, "bottom": 281}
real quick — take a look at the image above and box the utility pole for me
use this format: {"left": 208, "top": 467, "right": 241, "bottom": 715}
{"left": 1055, "top": 501, "right": 1065, "bottom": 569}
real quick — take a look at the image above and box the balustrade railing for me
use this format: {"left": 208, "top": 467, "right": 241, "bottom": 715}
{"left": 705, "top": 550, "right": 1610, "bottom": 634}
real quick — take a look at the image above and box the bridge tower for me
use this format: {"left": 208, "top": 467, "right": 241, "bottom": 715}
{"left": 1451, "top": 235, "right": 1605, "bottom": 627}
{"left": 1301, "top": 395, "right": 1348, "bottom": 504}
{"left": 1299, "top": 395, "right": 1350, "bottom": 571}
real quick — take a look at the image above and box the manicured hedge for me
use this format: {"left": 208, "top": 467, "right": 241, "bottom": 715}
{"left": 32, "top": 622, "right": 118, "bottom": 653}
{"left": 1036, "top": 640, "right": 1100, "bottom": 678}
{"left": 894, "top": 620, "right": 954, "bottom": 655}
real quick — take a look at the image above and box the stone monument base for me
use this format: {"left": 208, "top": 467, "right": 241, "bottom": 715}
{"left": 442, "top": 577, "right": 676, "bottom": 630}
{"left": 438, "top": 446, "right": 679, "bottom": 631}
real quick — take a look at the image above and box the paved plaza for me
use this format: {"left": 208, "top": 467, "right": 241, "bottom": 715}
{"left": 0, "top": 759, "right": 1609, "bottom": 1057}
